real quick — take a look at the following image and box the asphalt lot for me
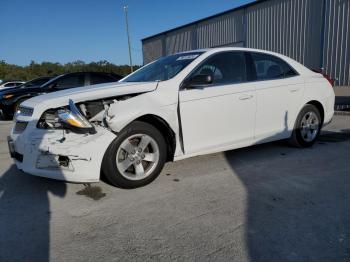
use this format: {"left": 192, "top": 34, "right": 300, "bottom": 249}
{"left": 1, "top": 116, "right": 350, "bottom": 262}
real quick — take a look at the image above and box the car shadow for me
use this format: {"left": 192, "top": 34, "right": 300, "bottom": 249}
{"left": 224, "top": 119, "right": 350, "bottom": 261}
{"left": 318, "top": 129, "right": 350, "bottom": 143}
{"left": 0, "top": 165, "right": 67, "bottom": 262}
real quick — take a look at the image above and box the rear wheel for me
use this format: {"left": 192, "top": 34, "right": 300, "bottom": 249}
{"left": 289, "top": 104, "right": 322, "bottom": 147}
{"left": 102, "top": 121, "right": 167, "bottom": 188}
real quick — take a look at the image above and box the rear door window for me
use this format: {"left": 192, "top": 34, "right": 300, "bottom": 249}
{"left": 250, "top": 53, "right": 297, "bottom": 81}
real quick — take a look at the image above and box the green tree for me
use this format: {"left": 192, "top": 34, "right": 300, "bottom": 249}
{"left": 0, "top": 61, "right": 140, "bottom": 82}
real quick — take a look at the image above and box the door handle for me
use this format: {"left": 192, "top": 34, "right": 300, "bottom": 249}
{"left": 289, "top": 88, "right": 300, "bottom": 93}
{"left": 239, "top": 94, "right": 253, "bottom": 100}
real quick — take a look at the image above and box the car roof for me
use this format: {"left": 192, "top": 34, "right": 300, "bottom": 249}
{"left": 59, "top": 71, "right": 118, "bottom": 76}
{"left": 175, "top": 47, "right": 284, "bottom": 55}
{"left": 52, "top": 71, "right": 120, "bottom": 79}
{"left": 35, "top": 76, "right": 53, "bottom": 79}
{"left": 172, "top": 47, "right": 314, "bottom": 76}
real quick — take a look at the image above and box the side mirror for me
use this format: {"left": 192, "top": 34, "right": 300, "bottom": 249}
{"left": 185, "top": 74, "right": 213, "bottom": 89}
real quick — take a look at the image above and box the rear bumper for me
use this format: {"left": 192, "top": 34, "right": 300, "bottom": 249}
{"left": 10, "top": 126, "right": 116, "bottom": 183}
{"left": 323, "top": 108, "right": 334, "bottom": 127}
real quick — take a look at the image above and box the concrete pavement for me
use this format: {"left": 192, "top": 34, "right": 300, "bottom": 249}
{"left": 1, "top": 116, "right": 350, "bottom": 262}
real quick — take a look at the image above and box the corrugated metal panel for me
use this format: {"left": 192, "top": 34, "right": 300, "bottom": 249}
{"left": 142, "top": 36, "right": 164, "bottom": 64}
{"left": 323, "top": 0, "right": 350, "bottom": 86}
{"left": 165, "top": 25, "right": 194, "bottom": 55}
{"left": 141, "top": 0, "right": 349, "bottom": 86}
{"left": 196, "top": 10, "right": 245, "bottom": 49}
{"left": 245, "top": 0, "right": 323, "bottom": 70}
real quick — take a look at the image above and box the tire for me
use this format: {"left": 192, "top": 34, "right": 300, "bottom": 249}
{"left": 102, "top": 121, "right": 167, "bottom": 188}
{"left": 0, "top": 110, "right": 12, "bottom": 120}
{"left": 289, "top": 104, "right": 322, "bottom": 148}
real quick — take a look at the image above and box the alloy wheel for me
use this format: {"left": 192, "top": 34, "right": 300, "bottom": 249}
{"left": 300, "top": 111, "right": 320, "bottom": 142}
{"left": 116, "top": 134, "right": 160, "bottom": 181}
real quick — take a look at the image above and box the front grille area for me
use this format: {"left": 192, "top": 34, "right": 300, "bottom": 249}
{"left": 17, "top": 106, "right": 34, "bottom": 117}
{"left": 14, "top": 121, "right": 28, "bottom": 133}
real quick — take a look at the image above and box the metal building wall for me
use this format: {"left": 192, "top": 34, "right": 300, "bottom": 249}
{"left": 323, "top": 0, "right": 350, "bottom": 86}
{"left": 165, "top": 25, "right": 195, "bottom": 55}
{"left": 142, "top": 0, "right": 349, "bottom": 86}
{"left": 142, "top": 37, "right": 164, "bottom": 65}
{"left": 245, "top": 0, "right": 323, "bottom": 70}
{"left": 196, "top": 10, "right": 245, "bottom": 49}
{"left": 142, "top": 7, "right": 247, "bottom": 64}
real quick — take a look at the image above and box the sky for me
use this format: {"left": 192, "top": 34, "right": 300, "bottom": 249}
{"left": 0, "top": 0, "right": 255, "bottom": 66}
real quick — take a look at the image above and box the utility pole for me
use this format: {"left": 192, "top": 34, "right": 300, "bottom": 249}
{"left": 123, "top": 5, "right": 133, "bottom": 73}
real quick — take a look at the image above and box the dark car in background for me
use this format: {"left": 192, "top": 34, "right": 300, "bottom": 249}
{"left": 0, "top": 72, "right": 122, "bottom": 119}
{"left": 17, "top": 76, "right": 53, "bottom": 89}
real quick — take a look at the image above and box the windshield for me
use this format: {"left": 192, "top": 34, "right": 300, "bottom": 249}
{"left": 41, "top": 75, "right": 62, "bottom": 87}
{"left": 122, "top": 52, "right": 204, "bottom": 82}
{"left": 22, "top": 77, "right": 52, "bottom": 88}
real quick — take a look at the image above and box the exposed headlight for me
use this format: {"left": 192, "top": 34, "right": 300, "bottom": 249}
{"left": 38, "top": 99, "right": 96, "bottom": 134}
{"left": 16, "top": 106, "right": 34, "bottom": 117}
{"left": 58, "top": 100, "right": 96, "bottom": 133}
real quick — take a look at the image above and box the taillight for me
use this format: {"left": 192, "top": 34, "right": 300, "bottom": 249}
{"left": 312, "top": 69, "right": 334, "bottom": 87}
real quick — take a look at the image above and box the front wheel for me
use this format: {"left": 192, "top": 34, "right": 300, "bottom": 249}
{"left": 102, "top": 121, "right": 167, "bottom": 188}
{"left": 289, "top": 104, "right": 322, "bottom": 147}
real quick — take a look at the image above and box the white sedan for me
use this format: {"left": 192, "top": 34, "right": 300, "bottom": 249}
{"left": 0, "top": 81, "right": 24, "bottom": 90}
{"left": 9, "top": 48, "right": 335, "bottom": 188}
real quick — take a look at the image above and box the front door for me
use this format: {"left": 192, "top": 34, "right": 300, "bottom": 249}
{"left": 179, "top": 51, "right": 256, "bottom": 155}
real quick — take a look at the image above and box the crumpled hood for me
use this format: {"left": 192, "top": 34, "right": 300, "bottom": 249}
{"left": 22, "top": 82, "right": 158, "bottom": 116}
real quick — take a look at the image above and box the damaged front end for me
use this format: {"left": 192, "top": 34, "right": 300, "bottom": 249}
{"left": 38, "top": 99, "right": 96, "bottom": 134}
{"left": 12, "top": 96, "right": 139, "bottom": 183}
{"left": 37, "top": 94, "right": 137, "bottom": 132}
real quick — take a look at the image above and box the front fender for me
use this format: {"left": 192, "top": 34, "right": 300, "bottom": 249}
{"left": 105, "top": 93, "right": 178, "bottom": 134}
{"left": 104, "top": 91, "right": 183, "bottom": 158}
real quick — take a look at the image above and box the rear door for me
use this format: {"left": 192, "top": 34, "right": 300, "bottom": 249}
{"left": 179, "top": 51, "right": 256, "bottom": 155}
{"left": 248, "top": 52, "right": 304, "bottom": 143}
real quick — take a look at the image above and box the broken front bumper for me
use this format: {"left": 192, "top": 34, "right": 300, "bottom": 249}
{"left": 10, "top": 125, "right": 116, "bottom": 183}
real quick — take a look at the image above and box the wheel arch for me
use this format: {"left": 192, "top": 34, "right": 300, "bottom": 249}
{"left": 133, "top": 114, "right": 176, "bottom": 162}
{"left": 306, "top": 100, "right": 325, "bottom": 125}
